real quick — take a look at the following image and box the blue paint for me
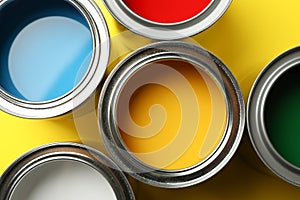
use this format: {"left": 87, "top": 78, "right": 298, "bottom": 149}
{"left": 0, "top": 0, "right": 93, "bottom": 102}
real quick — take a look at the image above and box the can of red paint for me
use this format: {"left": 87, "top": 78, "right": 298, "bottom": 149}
{"left": 103, "top": 0, "right": 232, "bottom": 40}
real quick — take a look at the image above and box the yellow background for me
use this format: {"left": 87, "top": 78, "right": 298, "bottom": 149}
{"left": 1, "top": 0, "right": 300, "bottom": 199}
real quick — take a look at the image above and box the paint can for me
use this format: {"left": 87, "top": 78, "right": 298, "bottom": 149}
{"left": 0, "top": 142, "right": 135, "bottom": 200}
{"left": 102, "top": 0, "right": 232, "bottom": 40}
{"left": 248, "top": 46, "right": 300, "bottom": 186}
{"left": 99, "top": 41, "right": 245, "bottom": 188}
{"left": 0, "top": 0, "right": 110, "bottom": 118}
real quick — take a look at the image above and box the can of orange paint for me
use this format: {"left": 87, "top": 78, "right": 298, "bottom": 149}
{"left": 99, "top": 41, "right": 244, "bottom": 188}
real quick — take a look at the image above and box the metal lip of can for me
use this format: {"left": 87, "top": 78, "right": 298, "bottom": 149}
{"left": 0, "top": 0, "right": 110, "bottom": 119}
{"left": 0, "top": 142, "right": 135, "bottom": 200}
{"left": 247, "top": 46, "right": 300, "bottom": 187}
{"left": 99, "top": 41, "right": 245, "bottom": 188}
{"left": 102, "top": 0, "right": 232, "bottom": 40}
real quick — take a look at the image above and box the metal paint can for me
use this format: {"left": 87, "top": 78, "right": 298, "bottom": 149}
{"left": 0, "top": 0, "right": 110, "bottom": 118}
{"left": 0, "top": 143, "right": 135, "bottom": 200}
{"left": 102, "top": 0, "right": 232, "bottom": 40}
{"left": 248, "top": 46, "right": 300, "bottom": 186}
{"left": 99, "top": 41, "right": 245, "bottom": 188}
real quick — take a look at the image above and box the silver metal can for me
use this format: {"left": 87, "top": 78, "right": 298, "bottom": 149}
{"left": 0, "top": 0, "right": 110, "bottom": 118}
{"left": 247, "top": 46, "right": 300, "bottom": 186}
{"left": 99, "top": 41, "right": 245, "bottom": 188}
{"left": 103, "top": 0, "right": 232, "bottom": 40}
{"left": 0, "top": 143, "right": 135, "bottom": 200}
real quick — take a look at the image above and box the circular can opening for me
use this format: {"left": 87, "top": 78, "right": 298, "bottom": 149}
{"left": 100, "top": 41, "right": 245, "bottom": 188}
{"left": 0, "top": 0, "right": 110, "bottom": 118}
{"left": 116, "top": 58, "right": 227, "bottom": 170}
{"left": 10, "top": 160, "right": 117, "bottom": 200}
{"left": 122, "top": 0, "right": 213, "bottom": 24}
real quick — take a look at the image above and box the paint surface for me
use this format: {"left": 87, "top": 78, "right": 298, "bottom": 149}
{"left": 117, "top": 59, "right": 227, "bottom": 170}
{"left": 10, "top": 160, "right": 117, "bottom": 200}
{"left": 0, "top": 0, "right": 93, "bottom": 102}
{"left": 122, "top": 0, "right": 212, "bottom": 23}
{"left": 264, "top": 66, "right": 300, "bottom": 168}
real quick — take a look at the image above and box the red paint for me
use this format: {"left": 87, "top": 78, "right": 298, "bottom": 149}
{"left": 122, "top": 0, "right": 212, "bottom": 23}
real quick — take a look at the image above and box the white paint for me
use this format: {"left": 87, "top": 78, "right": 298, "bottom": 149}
{"left": 10, "top": 160, "right": 117, "bottom": 200}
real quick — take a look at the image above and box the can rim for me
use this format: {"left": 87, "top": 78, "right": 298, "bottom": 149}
{"left": 0, "top": 142, "right": 135, "bottom": 200}
{"left": 247, "top": 46, "right": 300, "bottom": 187}
{"left": 0, "top": 0, "right": 110, "bottom": 118}
{"left": 99, "top": 41, "right": 245, "bottom": 188}
{"left": 102, "top": 0, "right": 232, "bottom": 40}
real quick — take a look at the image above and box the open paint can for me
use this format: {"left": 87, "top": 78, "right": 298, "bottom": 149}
{"left": 0, "top": 143, "right": 135, "bottom": 200}
{"left": 103, "top": 0, "right": 232, "bottom": 40}
{"left": 0, "top": 0, "right": 110, "bottom": 118}
{"left": 248, "top": 47, "right": 300, "bottom": 186}
{"left": 99, "top": 41, "right": 245, "bottom": 188}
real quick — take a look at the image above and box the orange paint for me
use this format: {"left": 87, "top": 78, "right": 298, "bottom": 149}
{"left": 117, "top": 59, "right": 227, "bottom": 170}
{"left": 122, "top": 0, "right": 212, "bottom": 23}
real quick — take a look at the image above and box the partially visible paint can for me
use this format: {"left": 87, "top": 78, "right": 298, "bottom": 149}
{"left": 248, "top": 47, "right": 300, "bottom": 186}
{"left": 103, "top": 0, "right": 232, "bottom": 40}
{"left": 99, "top": 41, "right": 245, "bottom": 188}
{"left": 0, "top": 143, "right": 135, "bottom": 200}
{"left": 0, "top": 0, "right": 109, "bottom": 118}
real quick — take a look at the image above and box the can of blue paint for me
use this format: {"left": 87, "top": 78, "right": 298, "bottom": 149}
{"left": 0, "top": 0, "right": 110, "bottom": 118}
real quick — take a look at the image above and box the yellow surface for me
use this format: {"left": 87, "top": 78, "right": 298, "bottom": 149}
{"left": 117, "top": 59, "right": 227, "bottom": 170}
{"left": 1, "top": 0, "right": 300, "bottom": 199}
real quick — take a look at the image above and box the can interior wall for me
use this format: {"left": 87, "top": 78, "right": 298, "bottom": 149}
{"left": 99, "top": 41, "right": 245, "bottom": 188}
{"left": 116, "top": 58, "right": 228, "bottom": 171}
